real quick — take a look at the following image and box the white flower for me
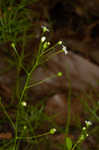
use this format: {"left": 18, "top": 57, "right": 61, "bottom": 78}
{"left": 62, "top": 45, "right": 68, "bottom": 55}
{"left": 21, "top": 101, "right": 27, "bottom": 107}
{"left": 41, "top": 36, "right": 46, "bottom": 42}
{"left": 85, "top": 120, "right": 92, "bottom": 126}
{"left": 41, "top": 25, "right": 49, "bottom": 32}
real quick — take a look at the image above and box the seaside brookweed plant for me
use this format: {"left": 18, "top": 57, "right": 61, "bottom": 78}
{"left": 9, "top": 25, "right": 66, "bottom": 146}
{"left": 3, "top": 24, "right": 95, "bottom": 150}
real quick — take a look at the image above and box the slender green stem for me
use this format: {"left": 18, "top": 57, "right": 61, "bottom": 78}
{"left": 27, "top": 74, "right": 56, "bottom": 88}
{"left": 14, "top": 36, "right": 61, "bottom": 148}
{"left": 72, "top": 143, "right": 78, "bottom": 150}
{"left": 16, "top": 131, "right": 50, "bottom": 140}
{"left": 0, "top": 97, "right": 15, "bottom": 130}
{"left": 14, "top": 49, "right": 40, "bottom": 148}
{"left": 65, "top": 66, "right": 72, "bottom": 136}
{"left": 65, "top": 93, "right": 71, "bottom": 135}
{"left": 42, "top": 50, "right": 63, "bottom": 63}
{"left": 40, "top": 43, "right": 58, "bottom": 56}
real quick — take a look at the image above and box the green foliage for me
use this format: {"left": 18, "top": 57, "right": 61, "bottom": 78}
{"left": 66, "top": 137, "right": 72, "bottom": 150}
{"left": 0, "top": 0, "right": 32, "bottom": 44}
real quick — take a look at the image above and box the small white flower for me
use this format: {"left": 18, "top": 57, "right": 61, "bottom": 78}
{"left": 41, "top": 36, "right": 46, "bottom": 42}
{"left": 62, "top": 45, "right": 68, "bottom": 55}
{"left": 85, "top": 120, "right": 92, "bottom": 126}
{"left": 21, "top": 101, "right": 27, "bottom": 107}
{"left": 41, "top": 25, "right": 49, "bottom": 32}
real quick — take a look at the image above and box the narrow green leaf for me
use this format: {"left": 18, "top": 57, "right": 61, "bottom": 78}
{"left": 66, "top": 137, "right": 72, "bottom": 150}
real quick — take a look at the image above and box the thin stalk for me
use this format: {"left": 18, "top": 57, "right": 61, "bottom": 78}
{"left": 72, "top": 142, "right": 78, "bottom": 150}
{"left": 14, "top": 42, "right": 41, "bottom": 147}
{"left": 40, "top": 43, "right": 58, "bottom": 56}
{"left": 16, "top": 131, "right": 50, "bottom": 140}
{"left": 0, "top": 97, "right": 15, "bottom": 130}
{"left": 65, "top": 89, "right": 71, "bottom": 135}
{"left": 27, "top": 74, "right": 56, "bottom": 88}
{"left": 65, "top": 66, "right": 72, "bottom": 136}
{"left": 43, "top": 50, "right": 64, "bottom": 63}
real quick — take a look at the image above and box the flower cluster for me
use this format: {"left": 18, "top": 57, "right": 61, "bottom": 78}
{"left": 78, "top": 120, "right": 92, "bottom": 144}
{"left": 58, "top": 41, "right": 68, "bottom": 55}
